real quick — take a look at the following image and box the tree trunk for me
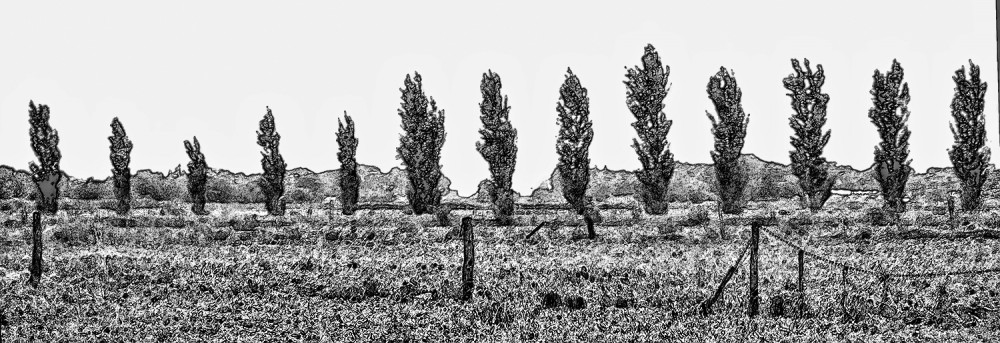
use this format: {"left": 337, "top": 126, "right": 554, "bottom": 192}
{"left": 267, "top": 196, "right": 286, "bottom": 216}
{"left": 28, "top": 212, "right": 42, "bottom": 288}
{"left": 460, "top": 217, "right": 475, "bottom": 301}
{"left": 748, "top": 223, "right": 760, "bottom": 317}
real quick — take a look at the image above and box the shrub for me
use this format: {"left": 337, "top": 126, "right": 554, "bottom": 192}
{"left": 947, "top": 60, "right": 990, "bottom": 211}
{"left": 869, "top": 59, "right": 912, "bottom": 213}
{"left": 337, "top": 112, "right": 360, "bottom": 215}
{"left": 27, "top": 101, "right": 62, "bottom": 214}
{"left": 397, "top": 72, "right": 446, "bottom": 215}
{"left": 205, "top": 177, "right": 237, "bottom": 203}
{"left": 556, "top": 68, "right": 595, "bottom": 214}
{"left": 625, "top": 44, "right": 676, "bottom": 215}
{"left": 132, "top": 171, "right": 181, "bottom": 201}
{"left": 679, "top": 204, "right": 711, "bottom": 226}
{"left": 0, "top": 177, "right": 23, "bottom": 200}
{"left": 108, "top": 117, "right": 133, "bottom": 215}
{"left": 540, "top": 291, "right": 562, "bottom": 308}
{"left": 477, "top": 70, "right": 518, "bottom": 221}
{"left": 68, "top": 178, "right": 107, "bottom": 200}
{"left": 705, "top": 67, "right": 750, "bottom": 214}
{"left": 257, "top": 107, "right": 287, "bottom": 215}
{"left": 784, "top": 58, "right": 836, "bottom": 211}
{"left": 184, "top": 137, "right": 209, "bottom": 215}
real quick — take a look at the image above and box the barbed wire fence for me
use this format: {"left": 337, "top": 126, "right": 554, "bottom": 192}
{"left": 759, "top": 225, "right": 1000, "bottom": 278}
{"left": 697, "top": 221, "right": 1000, "bottom": 322}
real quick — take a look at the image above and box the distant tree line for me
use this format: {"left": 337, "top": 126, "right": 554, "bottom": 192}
{"left": 7, "top": 45, "right": 992, "bottom": 218}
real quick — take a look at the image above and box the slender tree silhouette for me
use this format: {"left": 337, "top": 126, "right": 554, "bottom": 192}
{"left": 337, "top": 112, "right": 360, "bottom": 215}
{"left": 869, "top": 59, "right": 912, "bottom": 213}
{"left": 947, "top": 60, "right": 990, "bottom": 211}
{"left": 109, "top": 117, "right": 133, "bottom": 215}
{"left": 706, "top": 67, "right": 750, "bottom": 214}
{"left": 625, "top": 44, "right": 675, "bottom": 215}
{"left": 397, "top": 72, "right": 446, "bottom": 215}
{"left": 477, "top": 70, "right": 518, "bottom": 223}
{"left": 556, "top": 68, "right": 595, "bottom": 215}
{"left": 784, "top": 58, "right": 836, "bottom": 212}
{"left": 184, "top": 137, "right": 209, "bottom": 215}
{"left": 257, "top": 107, "right": 286, "bottom": 216}
{"left": 28, "top": 101, "right": 62, "bottom": 214}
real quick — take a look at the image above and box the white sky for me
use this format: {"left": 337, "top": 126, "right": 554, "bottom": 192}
{"left": 0, "top": 0, "right": 997, "bottom": 196}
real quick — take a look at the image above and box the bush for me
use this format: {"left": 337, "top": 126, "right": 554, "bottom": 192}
{"left": 397, "top": 72, "right": 446, "bottom": 215}
{"left": 947, "top": 60, "right": 990, "bottom": 211}
{"left": 68, "top": 178, "right": 108, "bottom": 200}
{"left": 0, "top": 177, "right": 22, "bottom": 200}
{"left": 133, "top": 171, "right": 181, "bottom": 202}
{"left": 337, "top": 112, "right": 360, "bottom": 215}
{"left": 869, "top": 59, "right": 912, "bottom": 213}
{"left": 784, "top": 58, "right": 836, "bottom": 211}
{"left": 556, "top": 68, "right": 595, "bottom": 214}
{"left": 184, "top": 137, "right": 209, "bottom": 215}
{"left": 864, "top": 207, "right": 898, "bottom": 227}
{"left": 52, "top": 225, "right": 97, "bottom": 246}
{"left": 565, "top": 295, "right": 586, "bottom": 310}
{"left": 540, "top": 291, "right": 562, "bottom": 308}
{"left": 626, "top": 44, "right": 676, "bottom": 215}
{"left": 28, "top": 101, "right": 63, "bottom": 214}
{"left": 257, "top": 107, "right": 287, "bottom": 215}
{"left": 206, "top": 177, "right": 237, "bottom": 203}
{"left": 679, "top": 205, "right": 711, "bottom": 226}
{"left": 477, "top": 70, "right": 518, "bottom": 221}
{"left": 108, "top": 117, "right": 133, "bottom": 215}
{"left": 706, "top": 68, "right": 750, "bottom": 214}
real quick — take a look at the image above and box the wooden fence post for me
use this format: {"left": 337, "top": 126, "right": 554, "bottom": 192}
{"left": 584, "top": 214, "right": 596, "bottom": 239}
{"left": 797, "top": 249, "right": 805, "bottom": 317}
{"left": 28, "top": 211, "right": 42, "bottom": 288}
{"left": 747, "top": 223, "right": 760, "bottom": 317}
{"left": 460, "top": 217, "right": 475, "bottom": 301}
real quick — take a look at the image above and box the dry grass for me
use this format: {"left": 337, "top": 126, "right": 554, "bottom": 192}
{"left": 2, "top": 199, "right": 1000, "bottom": 341}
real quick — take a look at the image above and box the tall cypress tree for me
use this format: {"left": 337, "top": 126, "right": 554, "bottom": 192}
{"left": 337, "top": 111, "right": 360, "bottom": 215}
{"left": 28, "top": 101, "right": 62, "bottom": 214}
{"left": 784, "top": 58, "right": 836, "bottom": 212}
{"left": 257, "top": 107, "right": 286, "bottom": 216}
{"left": 625, "top": 44, "right": 675, "bottom": 215}
{"left": 706, "top": 67, "right": 750, "bottom": 214}
{"left": 556, "top": 68, "right": 594, "bottom": 214}
{"left": 397, "top": 72, "right": 446, "bottom": 215}
{"left": 948, "top": 60, "right": 990, "bottom": 211}
{"left": 869, "top": 60, "right": 912, "bottom": 213}
{"left": 184, "top": 137, "right": 209, "bottom": 215}
{"left": 477, "top": 70, "right": 518, "bottom": 222}
{"left": 109, "top": 117, "right": 133, "bottom": 215}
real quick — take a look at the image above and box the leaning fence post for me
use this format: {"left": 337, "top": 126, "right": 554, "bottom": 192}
{"left": 700, "top": 239, "right": 751, "bottom": 316}
{"left": 460, "top": 217, "right": 475, "bottom": 301}
{"left": 28, "top": 212, "right": 42, "bottom": 288}
{"left": 525, "top": 221, "right": 547, "bottom": 239}
{"left": 797, "top": 249, "right": 805, "bottom": 317}
{"left": 748, "top": 223, "right": 760, "bottom": 317}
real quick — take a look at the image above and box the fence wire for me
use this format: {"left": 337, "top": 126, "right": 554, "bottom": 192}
{"left": 759, "top": 225, "right": 1000, "bottom": 279}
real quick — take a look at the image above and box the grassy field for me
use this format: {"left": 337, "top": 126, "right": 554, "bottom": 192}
{"left": 2, "top": 199, "right": 1000, "bottom": 341}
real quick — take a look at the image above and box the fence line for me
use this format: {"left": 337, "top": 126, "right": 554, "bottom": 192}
{"left": 759, "top": 225, "right": 1000, "bottom": 279}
